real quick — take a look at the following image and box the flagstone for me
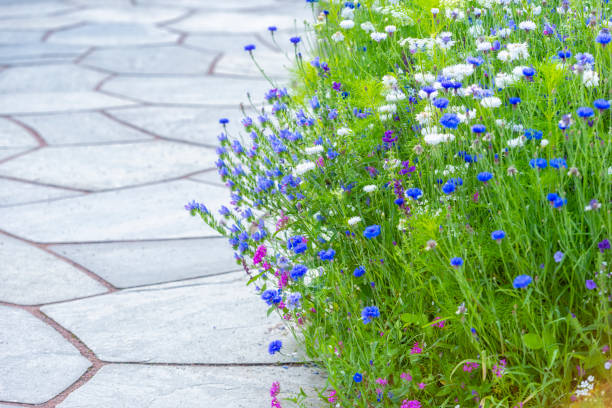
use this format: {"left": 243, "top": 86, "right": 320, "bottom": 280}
{"left": 0, "top": 92, "right": 135, "bottom": 115}
{"left": 0, "top": 234, "right": 107, "bottom": 305}
{"left": 135, "top": 0, "right": 278, "bottom": 9}
{"left": 0, "top": 140, "right": 216, "bottom": 191}
{"left": 57, "top": 364, "right": 324, "bottom": 408}
{"left": 214, "top": 50, "right": 289, "bottom": 78}
{"left": 0, "top": 147, "right": 31, "bottom": 162}
{"left": 189, "top": 170, "right": 224, "bottom": 186}
{"left": 50, "top": 238, "right": 239, "bottom": 288}
{"left": 0, "top": 180, "right": 227, "bottom": 242}
{"left": 185, "top": 33, "right": 276, "bottom": 54}
{"left": 0, "top": 306, "right": 91, "bottom": 404}
{"left": 0, "top": 43, "right": 89, "bottom": 64}
{"left": 101, "top": 75, "right": 272, "bottom": 106}
{"left": 47, "top": 23, "right": 180, "bottom": 46}
{"left": 0, "top": 30, "right": 46, "bottom": 45}
{"left": 107, "top": 106, "right": 249, "bottom": 146}
{"left": 65, "top": 5, "right": 185, "bottom": 24}
{"left": 169, "top": 11, "right": 302, "bottom": 34}
{"left": 0, "top": 0, "right": 75, "bottom": 19}
{"left": 81, "top": 45, "right": 218, "bottom": 75}
{"left": 0, "top": 65, "right": 105, "bottom": 93}
{"left": 17, "top": 112, "right": 151, "bottom": 145}
{"left": 0, "top": 178, "right": 80, "bottom": 207}
{"left": 0, "top": 118, "right": 39, "bottom": 148}
{"left": 42, "top": 272, "right": 303, "bottom": 363}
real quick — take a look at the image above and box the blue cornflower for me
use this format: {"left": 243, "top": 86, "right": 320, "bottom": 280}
{"left": 442, "top": 182, "right": 455, "bottom": 194}
{"left": 594, "top": 99, "right": 610, "bottom": 110}
{"left": 361, "top": 306, "right": 380, "bottom": 324}
{"left": 219, "top": 118, "right": 229, "bottom": 125}
{"left": 549, "top": 158, "right": 567, "bottom": 169}
{"left": 450, "top": 257, "right": 464, "bottom": 267}
{"left": 318, "top": 248, "right": 336, "bottom": 261}
{"left": 466, "top": 56, "right": 484, "bottom": 66}
{"left": 522, "top": 67, "right": 535, "bottom": 78}
{"left": 577, "top": 107, "right": 594, "bottom": 118}
{"left": 219, "top": 206, "right": 230, "bottom": 216}
{"left": 244, "top": 44, "right": 255, "bottom": 52}
{"left": 268, "top": 340, "right": 282, "bottom": 355}
{"left": 290, "top": 36, "right": 301, "bottom": 44}
{"left": 471, "top": 124, "right": 486, "bottom": 134}
{"left": 513, "top": 275, "right": 532, "bottom": 289}
{"left": 586, "top": 279, "right": 597, "bottom": 290}
{"left": 547, "top": 193, "right": 567, "bottom": 208}
{"left": 353, "top": 266, "right": 366, "bottom": 277}
{"left": 477, "top": 172, "right": 493, "bottom": 182}
{"left": 554, "top": 251, "right": 564, "bottom": 263}
{"left": 290, "top": 264, "right": 308, "bottom": 280}
{"left": 268, "top": 26, "right": 277, "bottom": 32}
{"left": 440, "top": 113, "right": 461, "bottom": 129}
{"left": 432, "top": 98, "right": 449, "bottom": 109}
{"left": 509, "top": 97, "right": 521, "bottom": 105}
{"left": 353, "top": 372, "right": 363, "bottom": 383}
{"left": 261, "top": 289, "right": 282, "bottom": 305}
{"left": 596, "top": 28, "right": 611, "bottom": 46}
{"left": 491, "top": 230, "right": 506, "bottom": 241}
{"left": 363, "top": 225, "right": 381, "bottom": 239}
{"left": 405, "top": 188, "right": 423, "bottom": 200}
{"left": 529, "top": 158, "right": 547, "bottom": 169}
{"left": 287, "top": 292, "right": 302, "bottom": 309}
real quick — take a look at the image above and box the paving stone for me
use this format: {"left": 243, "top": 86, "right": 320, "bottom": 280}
{"left": 17, "top": 112, "right": 151, "bottom": 145}
{"left": 135, "top": 0, "right": 279, "bottom": 9}
{"left": 0, "top": 30, "right": 45, "bottom": 45}
{"left": 81, "top": 45, "right": 218, "bottom": 75}
{"left": 0, "top": 147, "right": 31, "bottom": 161}
{"left": 65, "top": 5, "right": 185, "bottom": 24}
{"left": 43, "top": 272, "right": 303, "bottom": 363}
{"left": 58, "top": 364, "right": 324, "bottom": 408}
{"left": 189, "top": 170, "right": 224, "bottom": 186}
{"left": 0, "top": 234, "right": 107, "bottom": 305}
{"left": 0, "top": 180, "right": 228, "bottom": 242}
{"left": 0, "top": 178, "right": 81, "bottom": 207}
{"left": 214, "top": 50, "right": 289, "bottom": 78}
{"left": 50, "top": 238, "right": 239, "bottom": 288}
{"left": 0, "top": 15, "right": 82, "bottom": 31}
{"left": 0, "top": 92, "right": 135, "bottom": 115}
{"left": 0, "top": 43, "right": 89, "bottom": 64}
{"left": 0, "top": 65, "right": 105, "bottom": 93}
{"left": 170, "top": 11, "right": 303, "bottom": 34}
{"left": 0, "top": 306, "right": 92, "bottom": 404}
{"left": 48, "top": 23, "right": 180, "bottom": 46}
{"left": 102, "top": 75, "right": 272, "bottom": 106}
{"left": 0, "top": 118, "right": 38, "bottom": 148}
{"left": 185, "top": 33, "right": 277, "bottom": 54}
{"left": 0, "top": 0, "right": 75, "bottom": 19}
{"left": 0, "top": 140, "right": 216, "bottom": 191}
{"left": 108, "top": 106, "right": 253, "bottom": 146}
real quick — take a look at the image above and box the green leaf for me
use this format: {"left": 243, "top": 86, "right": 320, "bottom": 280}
{"left": 523, "top": 333, "right": 544, "bottom": 349}
{"left": 400, "top": 313, "right": 426, "bottom": 326}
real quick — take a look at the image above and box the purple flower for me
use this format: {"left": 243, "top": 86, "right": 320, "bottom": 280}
{"left": 585, "top": 280, "right": 597, "bottom": 290}
{"left": 598, "top": 239, "right": 610, "bottom": 253}
{"left": 554, "top": 251, "right": 564, "bottom": 263}
{"left": 513, "top": 275, "right": 532, "bottom": 289}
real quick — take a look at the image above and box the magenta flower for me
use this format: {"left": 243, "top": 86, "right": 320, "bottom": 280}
{"left": 410, "top": 342, "right": 423, "bottom": 354}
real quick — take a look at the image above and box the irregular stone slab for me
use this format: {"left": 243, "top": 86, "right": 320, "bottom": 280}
{"left": 108, "top": 106, "right": 253, "bottom": 146}
{"left": 65, "top": 5, "right": 185, "bottom": 24}
{"left": 0, "top": 118, "right": 39, "bottom": 148}
{"left": 0, "top": 65, "right": 105, "bottom": 93}
{"left": 50, "top": 238, "right": 239, "bottom": 288}
{"left": 102, "top": 76, "right": 272, "bottom": 106}
{"left": 0, "top": 306, "right": 92, "bottom": 404}
{"left": 0, "top": 15, "right": 81, "bottom": 31}
{"left": 48, "top": 23, "right": 179, "bottom": 46}
{"left": 0, "top": 43, "right": 89, "bottom": 64}
{"left": 214, "top": 51, "right": 289, "bottom": 78}
{"left": 81, "top": 45, "right": 218, "bottom": 75}
{"left": 0, "top": 178, "right": 80, "bottom": 207}
{"left": 0, "top": 0, "right": 75, "bottom": 19}
{"left": 0, "top": 234, "right": 107, "bottom": 305}
{"left": 0, "top": 30, "right": 45, "bottom": 45}
{"left": 0, "top": 147, "right": 31, "bottom": 162}
{"left": 0, "top": 141, "right": 216, "bottom": 190}
{"left": 43, "top": 272, "right": 303, "bottom": 363}
{"left": 135, "top": 0, "right": 278, "bottom": 9}
{"left": 0, "top": 180, "right": 228, "bottom": 242}
{"left": 185, "top": 34, "right": 274, "bottom": 54}
{"left": 190, "top": 170, "right": 224, "bottom": 186}
{"left": 170, "top": 11, "right": 303, "bottom": 34}
{"left": 58, "top": 364, "right": 324, "bottom": 408}
{"left": 0, "top": 92, "right": 135, "bottom": 115}
{"left": 17, "top": 112, "right": 151, "bottom": 145}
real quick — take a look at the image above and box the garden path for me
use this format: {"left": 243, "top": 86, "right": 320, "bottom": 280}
{"left": 0, "top": 0, "right": 324, "bottom": 406}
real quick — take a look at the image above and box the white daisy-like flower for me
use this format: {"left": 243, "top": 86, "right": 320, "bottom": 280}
{"left": 582, "top": 70, "right": 599, "bottom": 87}
{"left": 337, "top": 127, "right": 352, "bottom": 136}
{"left": 385, "top": 25, "right": 396, "bottom": 33}
{"left": 340, "top": 8, "right": 354, "bottom": 19}
{"left": 441, "top": 63, "right": 474, "bottom": 81}
{"left": 481, "top": 96, "right": 502, "bottom": 108}
{"left": 360, "top": 21, "right": 375, "bottom": 32}
{"left": 382, "top": 74, "right": 398, "bottom": 88}
{"left": 518, "top": 21, "right": 536, "bottom": 31}
{"left": 497, "top": 50, "right": 511, "bottom": 62}
{"left": 370, "top": 32, "right": 387, "bottom": 42}
{"left": 348, "top": 216, "right": 362, "bottom": 225}
{"left": 507, "top": 42, "right": 529, "bottom": 60}
{"left": 424, "top": 133, "right": 455, "bottom": 145}
{"left": 294, "top": 161, "right": 316, "bottom": 175}
{"left": 305, "top": 145, "right": 324, "bottom": 155}
{"left": 339, "top": 19, "right": 355, "bottom": 29}
{"left": 331, "top": 31, "right": 344, "bottom": 42}
{"left": 497, "top": 28, "right": 512, "bottom": 38}
{"left": 495, "top": 72, "right": 516, "bottom": 88}
{"left": 363, "top": 185, "right": 378, "bottom": 193}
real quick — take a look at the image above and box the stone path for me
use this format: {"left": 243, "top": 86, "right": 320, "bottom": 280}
{"left": 0, "top": 0, "right": 324, "bottom": 406}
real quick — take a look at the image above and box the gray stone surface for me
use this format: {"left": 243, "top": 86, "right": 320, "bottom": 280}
{"left": 0, "top": 180, "right": 228, "bottom": 242}
{"left": 0, "top": 147, "right": 30, "bottom": 162}
{"left": 0, "top": 234, "right": 108, "bottom": 305}
{"left": 102, "top": 75, "right": 273, "bottom": 106}
{"left": 0, "top": 92, "right": 135, "bottom": 115}
{"left": 0, "top": 43, "right": 89, "bottom": 64}
{"left": 16, "top": 112, "right": 151, "bottom": 145}
{"left": 0, "top": 118, "right": 39, "bottom": 148}
{"left": 50, "top": 238, "right": 239, "bottom": 288}
{"left": 81, "top": 45, "right": 218, "bottom": 75}
{"left": 0, "top": 305, "right": 92, "bottom": 404}
{"left": 48, "top": 23, "right": 180, "bottom": 46}
{"left": 0, "top": 15, "right": 82, "bottom": 31}
{"left": 0, "top": 141, "right": 216, "bottom": 190}
{"left": 189, "top": 170, "right": 224, "bottom": 186}
{"left": 65, "top": 5, "right": 185, "bottom": 24}
{"left": 58, "top": 364, "right": 324, "bottom": 408}
{"left": 185, "top": 33, "right": 277, "bottom": 54}
{"left": 0, "top": 178, "right": 81, "bottom": 207}
{"left": 108, "top": 106, "right": 250, "bottom": 146}
{"left": 43, "top": 272, "right": 303, "bottom": 363}
{"left": 0, "top": 0, "right": 75, "bottom": 19}
{"left": 0, "top": 30, "right": 47, "bottom": 45}
{"left": 170, "top": 11, "right": 303, "bottom": 34}
{"left": 0, "top": 65, "right": 104, "bottom": 93}
{"left": 214, "top": 50, "right": 289, "bottom": 78}
{"left": 136, "top": 0, "right": 279, "bottom": 9}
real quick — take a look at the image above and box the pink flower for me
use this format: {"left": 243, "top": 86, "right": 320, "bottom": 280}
{"left": 375, "top": 377, "right": 388, "bottom": 386}
{"left": 432, "top": 317, "right": 446, "bottom": 328}
{"left": 316, "top": 156, "right": 325, "bottom": 167}
{"left": 400, "top": 372, "right": 412, "bottom": 382}
{"left": 418, "top": 382, "right": 426, "bottom": 389}
{"left": 410, "top": 342, "right": 423, "bottom": 354}
{"left": 327, "top": 389, "right": 337, "bottom": 403}
{"left": 401, "top": 399, "right": 422, "bottom": 408}
{"left": 270, "top": 381, "right": 280, "bottom": 397}
{"left": 463, "top": 362, "right": 479, "bottom": 373}
{"left": 253, "top": 245, "right": 267, "bottom": 264}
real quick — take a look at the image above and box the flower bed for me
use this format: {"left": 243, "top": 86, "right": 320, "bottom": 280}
{"left": 188, "top": 0, "right": 611, "bottom": 406}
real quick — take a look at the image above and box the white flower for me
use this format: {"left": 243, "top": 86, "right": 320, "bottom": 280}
{"left": 363, "top": 185, "right": 377, "bottom": 193}
{"left": 481, "top": 96, "right": 502, "bottom": 108}
{"left": 337, "top": 127, "right": 352, "bottom": 136}
{"left": 340, "top": 8, "right": 354, "bottom": 19}
{"left": 436, "top": 32, "right": 456, "bottom": 49}
{"left": 348, "top": 216, "right": 362, "bottom": 225}
{"left": 424, "top": 133, "right": 455, "bottom": 145}
{"left": 414, "top": 72, "right": 435, "bottom": 84}
{"left": 385, "top": 25, "right": 396, "bottom": 33}
{"left": 294, "top": 161, "right": 316, "bottom": 175}
{"left": 378, "top": 104, "right": 397, "bottom": 113}
{"left": 305, "top": 145, "right": 324, "bottom": 155}
{"left": 582, "top": 70, "right": 599, "bottom": 87}
{"left": 441, "top": 63, "right": 474, "bottom": 81}
{"left": 507, "top": 42, "right": 529, "bottom": 60}
{"left": 431, "top": 7, "right": 439, "bottom": 14}
{"left": 445, "top": 8, "right": 465, "bottom": 20}
{"left": 339, "top": 19, "right": 355, "bottom": 29}
{"left": 495, "top": 72, "right": 516, "bottom": 88}
{"left": 385, "top": 90, "right": 406, "bottom": 101}
{"left": 518, "top": 21, "right": 536, "bottom": 31}
{"left": 331, "top": 31, "right": 344, "bottom": 42}
{"left": 507, "top": 136, "right": 525, "bottom": 148}
{"left": 370, "top": 32, "right": 387, "bottom": 42}
{"left": 512, "top": 65, "right": 530, "bottom": 79}
{"left": 605, "top": 361, "right": 611, "bottom": 370}
{"left": 540, "top": 139, "right": 549, "bottom": 147}
{"left": 382, "top": 74, "right": 398, "bottom": 88}
{"left": 468, "top": 25, "right": 484, "bottom": 38}
{"left": 496, "top": 50, "right": 511, "bottom": 62}
{"left": 360, "top": 21, "right": 375, "bottom": 32}
{"left": 477, "top": 41, "right": 492, "bottom": 52}
{"left": 497, "top": 28, "right": 512, "bottom": 38}
{"left": 531, "top": 5, "right": 542, "bottom": 15}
